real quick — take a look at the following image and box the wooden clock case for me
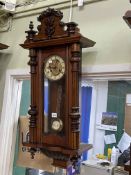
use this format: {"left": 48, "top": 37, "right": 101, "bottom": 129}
{"left": 20, "top": 8, "right": 95, "bottom": 168}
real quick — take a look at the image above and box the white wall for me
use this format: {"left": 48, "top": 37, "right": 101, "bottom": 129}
{"left": 88, "top": 80, "right": 108, "bottom": 158}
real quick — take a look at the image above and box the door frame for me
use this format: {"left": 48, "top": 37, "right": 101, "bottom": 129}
{"left": 0, "top": 69, "right": 30, "bottom": 175}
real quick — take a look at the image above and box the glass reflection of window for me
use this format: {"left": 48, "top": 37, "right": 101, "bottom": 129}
{"left": 44, "top": 79, "right": 49, "bottom": 133}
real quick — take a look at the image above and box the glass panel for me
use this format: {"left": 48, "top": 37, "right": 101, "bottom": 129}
{"left": 82, "top": 79, "right": 131, "bottom": 159}
{"left": 105, "top": 80, "right": 131, "bottom": 154}
{"left": 43, "top": 77, "right": 66, "bottom": 134}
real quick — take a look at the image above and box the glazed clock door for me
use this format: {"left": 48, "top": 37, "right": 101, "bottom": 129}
{"left": 41, "top": 47, "right": 67, "bottom": 146}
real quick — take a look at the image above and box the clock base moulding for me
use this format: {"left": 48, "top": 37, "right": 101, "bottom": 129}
{"left": 22, "top": 140, "right": 93, "bottom": 168}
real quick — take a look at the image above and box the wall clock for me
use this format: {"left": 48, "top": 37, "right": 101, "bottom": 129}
{"left": 20, "top": 8, "right": 95, "bottom": 169}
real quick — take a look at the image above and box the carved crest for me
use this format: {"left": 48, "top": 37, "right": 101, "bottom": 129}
{"left": 35, "top": 8, "right": 67, "bottom": 40}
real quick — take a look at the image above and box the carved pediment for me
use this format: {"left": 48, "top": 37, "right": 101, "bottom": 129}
{"left": 22, "top": 8, "right": 95, "bottom": 48}
{"left": 34, "top": 8, "right": 67, "bottom": 40}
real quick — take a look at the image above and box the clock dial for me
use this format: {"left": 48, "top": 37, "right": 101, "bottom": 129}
{"left": 44, "top": 55, "right": 65, "bottom": 81}
{"left": 51, "top": 119, "right": 63, "bottom": 132}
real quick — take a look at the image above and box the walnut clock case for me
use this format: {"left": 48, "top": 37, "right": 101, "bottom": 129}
{"left": 20, "top": 8, "right": 95, "bottom": 168}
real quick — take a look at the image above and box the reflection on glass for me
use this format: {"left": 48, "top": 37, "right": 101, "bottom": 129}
{"left": 44, "top": 79, "right": 49, "bottom": 133}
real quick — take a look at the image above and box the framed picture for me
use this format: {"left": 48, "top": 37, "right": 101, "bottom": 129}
{"left": 97, "top": 112, "right": 118, "bottom": 131}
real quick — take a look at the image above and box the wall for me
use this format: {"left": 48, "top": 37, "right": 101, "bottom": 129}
{"left": 0, "top": 0, "right": 130, "bottom": 114}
